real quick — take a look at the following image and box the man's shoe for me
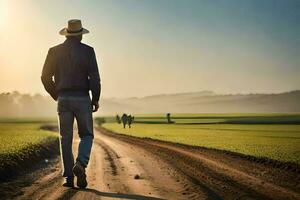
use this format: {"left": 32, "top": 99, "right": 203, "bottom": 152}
{"left": 62, "top": 176, "right": 74, "bottom": 188}
{"left": 73, "top": 161, "right": 87, "bottom": 188}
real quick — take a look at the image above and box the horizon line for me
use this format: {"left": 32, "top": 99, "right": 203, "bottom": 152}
{"left": 1, "top": 89, "right": 299, "bottom": 99}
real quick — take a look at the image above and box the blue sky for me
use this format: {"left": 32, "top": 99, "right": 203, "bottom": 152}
{"left": 0, "top": 0, "right": 299, "bottom": 97}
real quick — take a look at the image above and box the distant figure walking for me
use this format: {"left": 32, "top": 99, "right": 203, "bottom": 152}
{"left": 116, "top": 114, "right": 121, "bottom": 124}
{"left": 167, "top": 113, "right": 172, "bottom": 123}
{"left": 121, "top": 113, "right": 128, "bottom": 128}
{"left": 41, "top": 19, "right": 101, "bottom": 189}
{"left": 127, "top": 115, "right": 133, "bottom": 128}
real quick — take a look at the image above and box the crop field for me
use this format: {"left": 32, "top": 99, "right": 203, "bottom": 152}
{"left": 101, "top": 113, "right": 300, "bottom": 164}
{"left": 0, "top": 122, "right": 58, "bottom": 172}
{"left": 102, "top": 113, "right": 300, "bottom": 124}
{"left": 132, "top": 113, "right": 300, "bottom": 124}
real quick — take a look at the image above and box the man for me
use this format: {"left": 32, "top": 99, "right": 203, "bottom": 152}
{"left": 121, "top": 113, "right": 128, "bottom": 129}
{"left": 41, "top": 19, "right": 101, "bottom": 188}
{"left": 116, "top": 114, "right": 121, "bottom": 124}
{"left": 127, "top": 114, "right": 133, "bottom": 128}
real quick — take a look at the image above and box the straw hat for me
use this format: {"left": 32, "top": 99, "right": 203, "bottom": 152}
{"left": 59, "top": 19, "right": 89, "bottom": 36}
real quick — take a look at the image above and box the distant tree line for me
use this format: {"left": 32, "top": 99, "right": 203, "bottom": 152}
{"left": 0, "top": 91, "right": 56, "bottom": 118}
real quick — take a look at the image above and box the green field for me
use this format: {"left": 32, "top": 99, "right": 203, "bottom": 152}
{"left": 0, "top": 122, "right": 58, "bottom": 171}
{"left": 101, "top": 114, "right": 300, "bottom": 164}
{"left": 102, "top": 113, "right": 300, "bottom": 124}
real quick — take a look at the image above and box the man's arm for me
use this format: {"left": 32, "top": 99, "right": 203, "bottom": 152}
{"left": 88, "top": 48, "right": 101, "bottom": 111}
{"left": 41, "top": 48, "right": 58, "bottom": 101}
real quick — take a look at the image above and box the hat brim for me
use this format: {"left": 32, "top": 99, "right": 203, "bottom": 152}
{"left": 59, "top": 28, "right": 89, "bottom": 36}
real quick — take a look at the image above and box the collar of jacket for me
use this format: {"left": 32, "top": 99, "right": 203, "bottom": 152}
{"left": 64, "top": 37, "right": 81, "bottom": 44}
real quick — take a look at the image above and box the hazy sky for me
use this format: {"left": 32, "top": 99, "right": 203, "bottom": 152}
{"left": 0, "top": 0, "right": 299, "bottom": 98}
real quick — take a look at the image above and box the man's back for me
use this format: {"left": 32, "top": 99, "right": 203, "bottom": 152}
{"left": 42, "top": 37, "right": 100, "bottom": 103}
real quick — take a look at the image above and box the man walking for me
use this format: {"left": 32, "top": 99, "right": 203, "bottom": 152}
{"left": 121, "top": 113, "right": 128, "bottom": 129}
{"left": 41, "top": 19, "right": 101, "bottom": 188}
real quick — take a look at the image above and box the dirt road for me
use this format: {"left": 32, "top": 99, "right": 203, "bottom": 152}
{"left": 2, "top": 127, "right": 299, "bottom": 200}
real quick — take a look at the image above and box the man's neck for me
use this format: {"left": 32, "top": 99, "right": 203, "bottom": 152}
{"left": 65, "top": 36, "right": 81, "bottom": 43}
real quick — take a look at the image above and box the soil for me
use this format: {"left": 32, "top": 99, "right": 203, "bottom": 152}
{"left": 1, "top": 126, "right": 299, "bottom": 200}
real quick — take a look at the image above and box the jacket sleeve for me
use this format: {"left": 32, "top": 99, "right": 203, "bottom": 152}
{"left": 88, "top": 49, "right": 101, "bottom": 102}
{"left": 88, "top": 48, "right": 101, "bottom": 103}
{"left": 41, "top": 48, "right": 58, "bottom": 101}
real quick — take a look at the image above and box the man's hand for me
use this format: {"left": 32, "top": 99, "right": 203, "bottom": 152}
{"left": 91, "top": 101, "right": 99, "bottom": 112}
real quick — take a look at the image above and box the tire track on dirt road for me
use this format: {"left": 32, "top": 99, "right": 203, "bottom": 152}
{"left": 93, "top": 131, "right": 206, "bottom": 200}
{"left": 55, "top": 134, "right": 167, "bottom": 200}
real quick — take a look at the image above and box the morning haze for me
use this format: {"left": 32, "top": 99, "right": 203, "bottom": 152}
{"left": 0, "top": 0, "right": 299, "bottom": 98}
{"left": 1, "top": 1, "right": 300, "bottom": 199}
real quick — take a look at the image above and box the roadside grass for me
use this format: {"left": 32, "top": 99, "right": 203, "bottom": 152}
{"left": 0, "top": 117, "right": 56, "bottom": 123}
{"left": 100, "top": 114, "right": 300, "bottom": 165}
{"left": 0, "top": 122, "right": 58, "bottom": 180}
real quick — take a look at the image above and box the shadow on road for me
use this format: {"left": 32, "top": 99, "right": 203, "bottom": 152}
{"left": 86, "top": 188, "right": 165, "bottom": 200}
{"left": 58, "top": 188, "right": 165, "bottom": 200}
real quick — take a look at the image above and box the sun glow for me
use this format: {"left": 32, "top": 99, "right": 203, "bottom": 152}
{"left": 0, "top": 0, "right": 8, "bottom": 28}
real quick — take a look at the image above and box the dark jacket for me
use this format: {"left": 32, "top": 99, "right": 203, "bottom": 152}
{"left": 41, "top": 38, "right": 101, "bottom": 102}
